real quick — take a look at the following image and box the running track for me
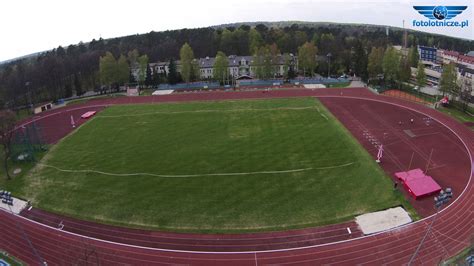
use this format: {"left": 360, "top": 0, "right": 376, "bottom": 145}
{"left": 1, "top": 87, "right": 473, "bottom": 265}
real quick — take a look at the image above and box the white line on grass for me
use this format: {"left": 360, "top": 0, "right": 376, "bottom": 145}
{"left": 38, "top": 162, "right": 354, "bottom": 178}
{"left": 314, "top": 105, "right": 329, "bottom": 121}
{"left": 97, "top": 106, "right": 317, "bottom": 118}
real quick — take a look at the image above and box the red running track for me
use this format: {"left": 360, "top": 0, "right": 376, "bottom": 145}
{"left": 1, "top": 87, "right": 473, "bottom": 265}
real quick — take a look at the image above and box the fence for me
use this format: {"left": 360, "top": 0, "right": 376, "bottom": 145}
{"left": 157, "top": 82, "right": 221, "bottom": 91}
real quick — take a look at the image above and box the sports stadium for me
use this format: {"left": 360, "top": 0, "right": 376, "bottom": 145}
{"left": 1, "top": 85, "right": 472, "bottom": 265}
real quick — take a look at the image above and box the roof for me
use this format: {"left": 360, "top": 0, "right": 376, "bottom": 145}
{"left": 418, "top": 45, "right": 437, "bottom": 51}
{"left": 442, "top": 50, "right": 460, "bottom": 57}
{"left": 458, "top": 54, "right": 474, "bottom": 64}
{"left": 147, "top": 54, "right": 298, "bottom": 69}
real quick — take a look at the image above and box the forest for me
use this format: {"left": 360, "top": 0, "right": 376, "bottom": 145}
{"left": 0, "top": 21, "right": 472, "bottom": 110}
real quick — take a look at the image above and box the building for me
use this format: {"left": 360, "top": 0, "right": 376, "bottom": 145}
{"left": 458, "top": 66, "right": 474, "bottom": 101}
{"left": 32, "top": 102, "right": 53, "bottom": 114}
{"left": 132, "top": 54, "right": 298, "bottom": 81}
{"left": 126, "top": 85, "right": 140, "bottom": 96}
{"left": 413, "top": 46, "right": 474, "bottom": 91}
{"left": 418, "top": 46, "right": 437, "bottom": 63}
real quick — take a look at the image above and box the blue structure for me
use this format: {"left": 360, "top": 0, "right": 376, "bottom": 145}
{"left": 238, "top": 79, "right": 283, "bottom": 87}
{"left": 157, "top": 82, "right": 220, "bottom": 91}
{"left": 290, "top": 78, "right": 349, "bottom": 85}
{"left": 419, "top": 46, "right": 437, "bottom": 63}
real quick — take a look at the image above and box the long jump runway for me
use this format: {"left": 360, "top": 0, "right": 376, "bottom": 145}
{"left": 2, "top": 88, "right": 473, "bottom": 265}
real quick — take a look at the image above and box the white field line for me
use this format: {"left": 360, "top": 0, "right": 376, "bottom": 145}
{"left": 38, "top": 162, "right": 354, "bottom": 178}
{"left": 98, "top": 106, "right": 317, "bottom": 118}
{"left": 314, "top": 105, "right": 329, "bottom": 121}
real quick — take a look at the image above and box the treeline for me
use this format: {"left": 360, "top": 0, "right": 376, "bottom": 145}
{"left": 0, "top": 22, "right": 472, "bottom": 109}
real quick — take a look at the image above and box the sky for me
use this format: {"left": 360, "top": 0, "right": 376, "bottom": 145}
{"left": 0, "top": 0, "right": 472, "bottom": 62}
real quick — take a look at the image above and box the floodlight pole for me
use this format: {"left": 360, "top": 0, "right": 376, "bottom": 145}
{"left": 327, "top": 53, "right": 332, "bottom": 78}
{"left": 408, "top": 188, "right": 453, "bottom": 265}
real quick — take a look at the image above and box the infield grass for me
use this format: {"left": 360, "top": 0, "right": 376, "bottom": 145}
{"left": 22, "top": 98, "right": 410, "bottom": 232}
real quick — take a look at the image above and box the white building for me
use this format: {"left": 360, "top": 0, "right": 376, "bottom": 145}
{"left": 132, "top": 54, "right": 298, "bottom": 81}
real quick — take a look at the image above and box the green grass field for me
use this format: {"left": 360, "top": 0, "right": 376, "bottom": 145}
{"left": 19, "top": 98, "right": 410, "bottom": 233}
{"left": 438, "top": 106, "right": 474, "bottom": 130}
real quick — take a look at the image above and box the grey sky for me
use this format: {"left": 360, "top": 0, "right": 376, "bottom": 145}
{"left": 0, "top": 0, "right": 472, "bottom": 62}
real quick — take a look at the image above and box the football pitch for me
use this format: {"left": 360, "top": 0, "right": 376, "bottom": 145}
{"left": 23, "top": 98, "right": 409, "bottom": 232}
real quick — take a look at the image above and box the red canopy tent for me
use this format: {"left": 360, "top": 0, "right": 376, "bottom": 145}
{"left": 394, "top": 169, "right": 441, "bottom": 199}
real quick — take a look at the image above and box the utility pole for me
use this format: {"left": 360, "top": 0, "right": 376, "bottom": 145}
{"left": 327, "top": 53, "right": 332, "bottom": 78}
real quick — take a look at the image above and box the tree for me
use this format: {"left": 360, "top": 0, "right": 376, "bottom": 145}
{"left": 129, "top": 69, "right": 136, "bottom": 84}
{"left": 352, "top": 41, "right": 368, "bottom": 80}
{"left": 297, "top": 42, "right": 318, "bottom": 76}
{"left": 152, "top": 71, "right": 160, "bottom": 86}
{"left": 116, "top": 55, "right": 130, "bottom": 86}
{"left": 382, "top": 47, "right": 400, "bottom": 85}
{"left": 408, "top": 47, "right": 419, "bottom": 67}
{"left": 398, "top": 58, "right": 411, "bottom": 84}
{"left": 439, "top": 63, "right": 457, "bottom": 96}
{"left": 64, "top": 82, "right": 73, "bottom": 98}
{"left": 168, "top": 59, "right": 179, "bottom": 85}
{"left": 416, "top": 62, "right": 427, "bottom": 88}
{"left": 311, "top": 33, "right": 320, "bottom": 47}
{"left": 282, "top": 53, "right": 291, "bottom": 79}
{"left": 0, "top": 110, "right": 16, "bottom": 180}
{"left": 459, "top": 77, "right": 473, "bottom": 112}
{"left": 249, "top": 28, "right": 264, "bottom": 55}
{"left": 99, "top": 52, "right": 117, "bottom": 87}
{"left": 145, "top": 64, "right": 153, "bottom": 87}
{"left": 191, "top": 59, "right": 200, "bottom": 81}
{"left": 74, "top": 73, "right": 83, "bottom": 96}
{"left": 127, "top": 49, "right": 139, "bottom": 66}
{"left": 179, "top": 43, "right": 195, "bottom": 83}
{"left": 367, "top": 47, "right": 384, "bottom": 81}
{"left": 294, "top": 31, "right": 308, "bottom": 48}
{"left": 137, "top": 55, "right": 149, "bottom": 86}
{"left": 213, "top": 51, "right": 229, "bottom": 84}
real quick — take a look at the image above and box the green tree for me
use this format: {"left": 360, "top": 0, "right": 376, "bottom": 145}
{"left": 352, "top": 41, "right": 368, "bottom": 80}
{"left": 127, "top": 49, "right": 139, "bottom": 66}
{"left": 213, "top": 51, "right": 229, "bottom": 84}
{"left": 282, "top": 53, "right": 291, "bottom": 79}
{"left": 191, "top": 59, "right": 200, "bottom": 81}
{"left": 145, "top": 64, "right": 153, "bottom": 87}
{"left": 297, "top": 42, "right": 318, "bottom": 76}
{"left": 0, "top": 110, "right": 16, "bottom": 180}
{"left": 294, "top": 31, "right": 308, "bottom": 48}
{"left": 382, "top": 47, "right": 400, "bottom": 85}
{"left": 152, "top": 71, "right": 160, "bottom": 86}
{"left": 276, "top": 33, "right": 291, "bottom": 52}
{"left": 367, "top": 47, "right": 384, "bottom": 80}
{"left": 137, "top": 55, "right": 149, "bottom": 86}
{"left": 64, "top": 82, "right": 73, "bottom": 98}
{"left": 116, "top": 55, "right": 130, "bottom": 85}
{"left": 168, "top": 59, "right": 179, "bottom": 85}
{"left": 179, "top": 43, "right": 195, "bottom": 83}
{"left": 249, "top": 28, "right": 264, "bottom": 55}
{"left": 311, "top": 33, "right": 320, "bottom": 47}
{"left": 408, "top": 47, "right": 419, "bottom": 67}
{"left": 99, "top": 51, "right": 117, "bottom": 87}
{"left": 416, "top": 62, "right": 426, "bottom": 88}
{"left": 73, "top": 73, "right": 83, "bottom": 96}
{"left": 220, "top": 29, "right": 233, "bottom": 53}
{"left": 398, "top": 58, "right": 411, "bottom": 84}
{"left": 439, "top": 63, "right": 458, "bottom": 96}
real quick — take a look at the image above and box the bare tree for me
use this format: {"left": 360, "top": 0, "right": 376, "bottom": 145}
{"left": 0, "top": 110, "right": 17, "bottom": 180}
